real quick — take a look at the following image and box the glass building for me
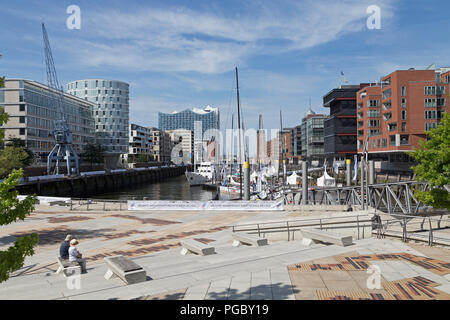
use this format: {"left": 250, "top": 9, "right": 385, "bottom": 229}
{"left": 158, "top": 106, "right": 219, "bottom": 135}
{"left": 300, "top": 109, "right": 326, "bottom": 160}
{"left": 65, "top": 79, "right": 129, "bottom": 154}
{"left": 0, "top": 79, "right": 95, "bottom": 160}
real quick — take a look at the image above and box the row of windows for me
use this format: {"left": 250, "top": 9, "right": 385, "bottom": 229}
{"left": 424, "top": 86, "right": 446, "bottom": 95}
{"left": 67, "top": 80, "right": 128, "bottom": 91}
{"left": 425, "top": 98, "right": 445, "bottom": 107}
{"left": 72, "top": 89, "right": 124, "bottom": 96}
{"left": 367, "top": 100, "right": 380, "bottom": 107}
{"left": 425, "top": 110, "right": 444, "bottom": 119}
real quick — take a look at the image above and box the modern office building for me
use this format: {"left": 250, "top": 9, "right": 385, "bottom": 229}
{"left": 147, "top": 127, "right": 172, "bottom": 163}
{"left": 166, "top": 129, "right": 194, "bottom": 164}
{"left": 323, "top": 84, "right": 369, "bottom": 165}
{"left": 356, "top": 67, "right": 449, "bottom": 171}
{"left": 65, "top": 79, "right": 130, "bottom": 158}
{"left": 122, "top": 123, "right": 153, "bottom": 163}
{"left": 300, "top": 109, "right": 326, "bottom": 162}
{"left": 0, "top": 79, "right": 95, "bottom": 160}
{"left": 158, "top": 105, "right": 219, "bottom": 135}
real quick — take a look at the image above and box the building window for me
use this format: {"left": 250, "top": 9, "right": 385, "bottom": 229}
{"left": 388, "top": 122, "right": 397, "bottom": 132}
{"left": 368, "top": 120, "right": 380, "bottom": 128}
{"left": 401, "top": 86, "right": 406, "bottom": 96}
{"left": 401, "top": 98, "right": 406, "bottom": 108}
{"left": 367, "top": 100, "right": 380, "bottom": 108}
{"left": 19, "top": 116, "right": 25, "bottom": 123}
{"left": 425, "top": 98, "right": 437, "bottom": 107}
{"left": 382, "top": 138, "right": 387, "bottom": 148}
{"left": 19, "top": 104, "right": 25, "bottom": 112}
{"left": 19, "top": 128, "right": 25, "bottom": 135}
{"left": 401, "top": 110, "right": 406, "bottom": 120}
{"left": 402, "top": 122, "right": 406, "bottom": 132}
{"left": 425, "top": 122, "right": 437, "bottom": 131}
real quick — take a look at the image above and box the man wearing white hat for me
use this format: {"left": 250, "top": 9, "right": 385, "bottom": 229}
{"left": 68, "top": 239, "right": 87, "bottom": 273}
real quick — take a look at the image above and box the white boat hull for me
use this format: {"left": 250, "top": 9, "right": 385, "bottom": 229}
{"left": 185, "top": 171, "right": 209, "bottom": 186}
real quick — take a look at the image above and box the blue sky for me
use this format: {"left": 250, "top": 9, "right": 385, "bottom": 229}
{"left": 1, "top": 0, "right": 450, "bottom": 131}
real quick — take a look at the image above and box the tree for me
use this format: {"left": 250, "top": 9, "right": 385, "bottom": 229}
{"left": 0, "top": 107, "right": 38, "bottom": 283}
{"left": 0, "top": 146, "right": 32, "bottom": 178}
{"left": 6, "top": 138, "right": 34, "bottom": 164}
{"left": 81, "top": 143, "right": 105, "bottom": 165}
{"left": 0, "top": 76, "right": 4, "bottom": 88}
{"left": 135, "top": 154, "right": 149, "bottom": 163}
{"left": 409, "top": 112, "right": 450, "bottom": 210}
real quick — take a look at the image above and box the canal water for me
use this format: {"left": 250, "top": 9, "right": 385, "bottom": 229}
{"left": 91, "top": 175, "right": 222, "bottom": 201}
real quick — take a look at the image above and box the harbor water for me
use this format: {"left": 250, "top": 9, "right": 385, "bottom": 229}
{"left": 91, "top": 175, "right": 230, "bottom": 201}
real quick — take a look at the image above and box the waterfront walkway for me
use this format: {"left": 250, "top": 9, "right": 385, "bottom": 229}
{"left": 0, "top": 205, "right": 449, "bottom": 300}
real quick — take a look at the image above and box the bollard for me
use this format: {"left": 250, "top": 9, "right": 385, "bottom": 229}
{"left": 244, "top": 161, "right": 250, "bottom": 200}
{"left": 346, "top": 159, "right": 351, "bottom": 186}
{"left": 302, "top": 161, "right": 308, "bottom": 205}
{"left": 369, "top": 160, "right": 375, "bottom": 185}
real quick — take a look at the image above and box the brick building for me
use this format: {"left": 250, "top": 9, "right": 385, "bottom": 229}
{"left": 357, "top": 67, "right": 449, "bottom": 171}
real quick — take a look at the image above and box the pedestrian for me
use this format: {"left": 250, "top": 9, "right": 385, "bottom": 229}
{"left": 59, "top": 234, "right": 72, "bottom": 260}
{"left": 69, "top": 239, "right": 87, "bottom": 273}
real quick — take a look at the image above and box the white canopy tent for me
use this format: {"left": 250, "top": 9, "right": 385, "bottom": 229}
{"left": 287, "top": 172, "right": 301, "bottom": 185}
{"left": 317, "top": 171, "right": 336, "bottom": 187}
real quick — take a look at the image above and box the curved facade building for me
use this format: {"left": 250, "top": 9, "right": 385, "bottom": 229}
{"left": 158, "top": 106, "right": 219, "bottom": 135}
{"left": 65, "top": 79, "right": 129, "bottom": 154}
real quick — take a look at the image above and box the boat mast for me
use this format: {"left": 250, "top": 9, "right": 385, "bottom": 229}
{"left": 236, "top": 67, "right": 243, "bottom": 200}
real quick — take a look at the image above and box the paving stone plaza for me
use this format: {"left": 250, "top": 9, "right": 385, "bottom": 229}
{"left": 0, "top": 204, "right": 449, "bottom": 300}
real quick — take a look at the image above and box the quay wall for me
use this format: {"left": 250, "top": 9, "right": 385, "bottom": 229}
{"left": 15, "top": 165, "right": 190, "bottom": 198}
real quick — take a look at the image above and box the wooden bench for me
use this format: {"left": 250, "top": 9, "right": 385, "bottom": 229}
{"left": 232, "top": 233, "right": 268, "bottom": 247}
{"left": 56, "top": 257, "right": 81, "bottom": 277}
{"left": 104, "top": 255, "right": 147, "bottom": 285}
{"left": 300, "top": 228, "right": 353, "bottom": 247}
{"left": 180, "top": 239, "right": 215, "bottom": 256}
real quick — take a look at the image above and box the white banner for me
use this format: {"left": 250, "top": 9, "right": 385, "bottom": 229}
{"left": 17, "top": 195, "right": 71, "bottom": 205}
{"left": 128, "top": 200, "right": 284, "bottom": 211}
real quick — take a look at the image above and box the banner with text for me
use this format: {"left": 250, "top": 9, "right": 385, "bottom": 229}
{"left": 128, "top": 200, "right": 284, "bottom": 211}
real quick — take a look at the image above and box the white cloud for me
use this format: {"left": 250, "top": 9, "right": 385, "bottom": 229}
{"left": 60, "top": 0, "right": 396, "bottom": 74}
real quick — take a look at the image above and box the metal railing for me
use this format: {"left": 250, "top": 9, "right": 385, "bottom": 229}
{"left": 231, "top": 214, "right": 373, "bottom": 241}
{"left": 374, "top": 213, "right": 450, "bottom": 246}
{"left": 68, "top": 198, "right": 128, "bottom": 211}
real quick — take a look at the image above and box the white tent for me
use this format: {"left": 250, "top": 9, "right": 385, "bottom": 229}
{"left": 287, "top": 172, "right": 301, "bottom": 185}
{"left": 317, "top": 171, "right": 336, "bottom": 187}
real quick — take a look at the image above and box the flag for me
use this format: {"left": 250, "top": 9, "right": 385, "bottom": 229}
{"left": 352, "top": 155, "right": 358, "bottom": 181}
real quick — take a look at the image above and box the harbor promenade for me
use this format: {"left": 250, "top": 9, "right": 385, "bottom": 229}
{"left": 0, "top": 204, "right": 449, "bottom": 300}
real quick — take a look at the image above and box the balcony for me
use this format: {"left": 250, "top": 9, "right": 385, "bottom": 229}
{"left": 383, "top": 112, "right": 392, "bottom": 121}
{"left": 388, "top": 123, "right": 397, "bottom": 132}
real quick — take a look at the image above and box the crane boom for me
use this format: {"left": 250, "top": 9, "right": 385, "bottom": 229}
{"left": 42, "top": 23, "right": 79, "bottom": 176}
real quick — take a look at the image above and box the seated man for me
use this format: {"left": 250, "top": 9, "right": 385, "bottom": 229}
{"left": 68, "top": 239, "right": 87, "bottom": 274}
{"left": 59, "top": 235, "right": 72, "bottom": 260}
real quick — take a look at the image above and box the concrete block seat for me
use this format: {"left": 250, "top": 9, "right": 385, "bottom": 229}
{"left": 180, "top": 239, "right": 216, "bottom": 256}
{"left": 232, "top": 232, "right": 268, "bottom": 247}
{"left": 56, "top": 257, "right": 81, "bottom": 277}
{"left": 104, "top": 255, "right": 147, "bottom": 285}
{"left": 300, "top": 228, "right": 353, "bottom": 247}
